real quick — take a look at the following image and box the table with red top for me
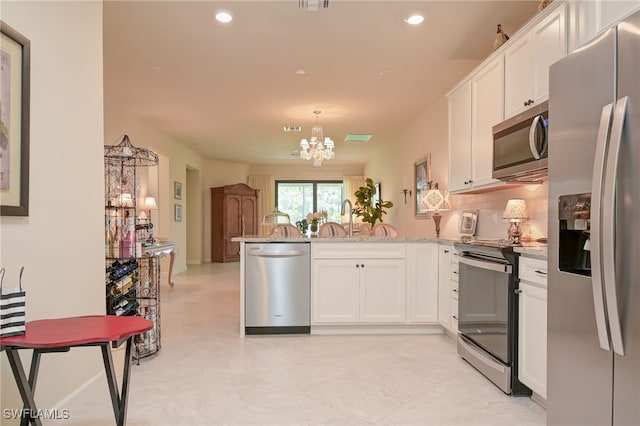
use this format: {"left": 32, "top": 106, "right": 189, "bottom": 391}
{"left": 0, "top": 315, "right": 153, "bottom": 426}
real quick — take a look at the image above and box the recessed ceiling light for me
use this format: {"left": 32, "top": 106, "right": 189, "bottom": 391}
{"left": 283, "top": 126, "right": 302, "bottom": 132}
{"left": 215, "top": 11, "right": 233, "bottom": 23}
{"left": 295, "top": 68, "right": 307, "bottom": 76}
{"left": 404, "top": 14, "right": 424, "bottom": 25}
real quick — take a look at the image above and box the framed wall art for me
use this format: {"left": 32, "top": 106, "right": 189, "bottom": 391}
{"left": 174, "top": 204, "right": 182, "bottom": 222}
{"left": 459, "top": 209, "right": 479, "bottom": 236}
{"left": 174, "top": 181, "right": 182, "bottom": 200}
{"left": 0, "top": 21, "right": 31, "bottom": 216}
{"left": 414, "top": 154, "right": 432, "bottom": 218}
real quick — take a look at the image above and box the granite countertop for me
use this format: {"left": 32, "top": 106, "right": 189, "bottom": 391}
{"left": 232, "top": 236, "right": 546, "bottom": 258}
{"left": 233, "top": 236, "right": 458, "bottom": 245}
{"left": 513, "top": 243, "right": 548, "bottom": 259}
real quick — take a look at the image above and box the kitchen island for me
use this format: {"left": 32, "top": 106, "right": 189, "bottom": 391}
{"left": 234, "top": 236, "right": 456, "bottom": 337}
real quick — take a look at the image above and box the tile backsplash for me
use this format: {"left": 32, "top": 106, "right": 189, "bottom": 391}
{"left": 442, "top": 182, "right": 548, "bottom": 241}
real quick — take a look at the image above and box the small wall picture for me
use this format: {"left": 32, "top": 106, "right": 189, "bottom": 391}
{"left": 414, "top": 154, "right": 432, "bottom": 218}
{"left": 459, "top": 209, "right": 479, "bottom": 236}
{"left": 174, "top": 204, "right": 182, "bottom": 222}
{"left": 174, "top": 181, "right": 182, "bottom": 200}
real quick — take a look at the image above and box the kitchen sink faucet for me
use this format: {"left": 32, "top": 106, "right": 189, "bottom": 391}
{"left": 341, "top": 199, "right": 354, "bottom": 237}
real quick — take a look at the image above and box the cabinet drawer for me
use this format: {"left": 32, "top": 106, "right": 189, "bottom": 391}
{"left": 313, "top": 243, "right": 406, "bottom": 259}
{"left": 519, "top": 256, "right": 548, "bottom": 287}
{"left": 451, "top": 280, "right": 459, "bottom": 300}
{"left": 451, "top": 300, "right": 459, "bottom": 330}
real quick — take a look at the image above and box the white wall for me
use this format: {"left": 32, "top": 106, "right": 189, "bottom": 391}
{"left": 365, "top": 96, "right": 453, "bottom": 238}
{"left": 0, "top": 1, "right": 105, "bottom": 419}
{"left": 365, "top": 96, "right": 549, "bottom": 241}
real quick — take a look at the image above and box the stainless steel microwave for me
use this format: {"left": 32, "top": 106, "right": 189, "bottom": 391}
{"left": 492, "top": 101, "right": 548, "bottom": 182}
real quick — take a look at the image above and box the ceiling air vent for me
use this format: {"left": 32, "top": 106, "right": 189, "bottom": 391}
{"left": 299, "top": 0, "right": 329, "bottom": 12}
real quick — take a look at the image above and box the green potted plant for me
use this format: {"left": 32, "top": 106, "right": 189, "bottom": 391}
{"left": 353, "top": 178, "right": 393, "bottom": 227}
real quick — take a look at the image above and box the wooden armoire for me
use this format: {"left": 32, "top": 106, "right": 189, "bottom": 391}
{"left": 211, "top": 183, "right": 259, "bottom": 262}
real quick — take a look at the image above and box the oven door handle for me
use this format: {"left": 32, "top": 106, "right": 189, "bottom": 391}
{"left": 459, "top": 256, "right": 512, "bottom": 274}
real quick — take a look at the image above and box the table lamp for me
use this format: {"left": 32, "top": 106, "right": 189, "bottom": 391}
{"left": 503, "top": 198, "right": 529, "bottom": 245}
{"left": 144, "top": 196, "right": 158, "bottom": 242}
{"left": 424, "top": 188, "right": 451, "bottom": 238}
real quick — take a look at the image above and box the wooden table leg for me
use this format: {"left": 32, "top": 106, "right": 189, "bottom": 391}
{"left": 168, "top": 250, "right": 175, "bottom": 287}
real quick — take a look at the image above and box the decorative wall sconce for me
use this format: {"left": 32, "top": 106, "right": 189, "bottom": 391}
{"left": 401, "top": 189, "right": 412, "bottom": 204}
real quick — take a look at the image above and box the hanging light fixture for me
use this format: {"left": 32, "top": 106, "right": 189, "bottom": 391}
{"left": 299, "top": 110, "right": 335, "bottom": 167}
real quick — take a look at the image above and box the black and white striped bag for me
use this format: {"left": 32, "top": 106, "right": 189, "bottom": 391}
{"left": 0, "top": 267, "right": 26, "bottom": 337}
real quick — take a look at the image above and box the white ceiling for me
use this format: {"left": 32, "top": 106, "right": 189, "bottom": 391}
{"left": 103, "top": 0, "right": 540, "bottom": 167}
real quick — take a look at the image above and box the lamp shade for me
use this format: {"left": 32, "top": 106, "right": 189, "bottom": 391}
{"left": 119, "top": 193, "right": 133, "bottom": 207}
{"left": 503, "top": 198, "right": 529, "bottom": 221}
{"left": 423, "top": 189, "right": 451, "bottom": 212}
{"left": 144, "top": 196, "right": 158, "bottom": 211}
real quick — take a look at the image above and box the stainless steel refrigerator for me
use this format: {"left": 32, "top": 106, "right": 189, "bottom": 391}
{"left": 547, "top": 9, "right": 639, "bottom": 426}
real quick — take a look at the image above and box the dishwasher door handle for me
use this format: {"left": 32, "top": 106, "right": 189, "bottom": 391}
{"left": 247, "top": 249, "right": 307, "bottom": 257}
{"left": 459, "top": 256, "right": 512, "bottom": 274}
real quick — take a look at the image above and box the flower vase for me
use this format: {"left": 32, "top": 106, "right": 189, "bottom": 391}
{"left": 310, "top": 222, "right": 318, "bottom": 238}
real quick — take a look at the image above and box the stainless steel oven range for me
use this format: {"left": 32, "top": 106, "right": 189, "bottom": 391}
{"left": 453, "top": 241, "right": 531, "bottom": 396}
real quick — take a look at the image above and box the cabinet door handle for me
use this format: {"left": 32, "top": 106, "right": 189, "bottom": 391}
{"left": 356, "top": 264, "right": 360, "bottom": 268}
{"left": 452, "top": 289, "right": 459, "bottom": 293}
{"left": 452, "top": 271, "right": 459, "bottom": 275}
{"left": 534, "top": 270, "right": 547, "bottom": 275}
{"left": 361, "top": 264, "right": 365, "bottom": 268}
{"left": 452, "top": 315, "right": 458, "bottom": 320}
{"left": 444, "top": 250, "right": 450, "bottom": 253}
{"left": 515, "top": 289, "right": 523, "bottom": 294}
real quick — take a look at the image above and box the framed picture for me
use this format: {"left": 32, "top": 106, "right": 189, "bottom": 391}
{"left": 459, "top": 209, "right": 479, "bottom": 236}
{"left": 0, "top": 22, "right": 31, "bottom": 216}
{"left": 414, "top": 154, "right": 432, "bottom": 218}
{"left": 174, "top": 204, "right": 182, "bottom": 222}
{"left": 174, "top": 181, "right": 182, "bottom": 200}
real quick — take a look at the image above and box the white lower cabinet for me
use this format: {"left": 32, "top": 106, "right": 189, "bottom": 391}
{"left": 313, "top": 259, "right": 360, "bottom": 323}
{"left": 518, "top": 256, "right": 548, "bottom": 399}
{"left": 438, "top": 246, "right": 459, "bottom": 334}
{"left": 437, "top": 246, "right": 452, "bottom": 329}
{"left": 312, "top": 243, "right": 406, "bottom": 324}
{"left": 359, "top": 259, "right": 406, "bottom": 323}
{"left": 406, "top": 243, "right": 439, "bottom": 323}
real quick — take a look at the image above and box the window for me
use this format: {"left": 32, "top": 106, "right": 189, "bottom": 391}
{"left": 276, "top": 181, "right": 343, "bottom": 224}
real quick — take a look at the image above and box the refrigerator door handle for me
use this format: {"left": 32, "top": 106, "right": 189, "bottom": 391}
{"left": 590, "top": 102, "right": 614, "bottom": 352}
{"left": 602, "top": 96, "right": 628, "bottom": 356}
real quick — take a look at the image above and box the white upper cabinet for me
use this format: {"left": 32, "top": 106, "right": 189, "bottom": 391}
{"left": 597, "top": 0, "right": 640, "bottom": 31}
{"left": 470, "top": 55, "right": 505, "bottom": 189}
{"left": 448, "top": 81, "right": 472, "bottom": 193}
{"left": 568, "top": 0, "right": 640, "bottom": 52}
{"left": 505, "top": 3, "right": 567, "bottom": 118}
{"left": 448, "top": 55, "right": 505, "bottom": 194}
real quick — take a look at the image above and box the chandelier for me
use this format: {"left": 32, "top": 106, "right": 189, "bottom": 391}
{"left": 299, "top": 110, "right": 335, "bottom": 167}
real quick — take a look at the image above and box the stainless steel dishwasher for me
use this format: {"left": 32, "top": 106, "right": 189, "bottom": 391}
{"left": 245, "top": 242, "right": 310, "bottom": 335}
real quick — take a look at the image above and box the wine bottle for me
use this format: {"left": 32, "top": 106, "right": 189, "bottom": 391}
{"left": 120, "top": 217, "right": 137, "bottom": 258}
{"left": 105, "top": 216, "right": 113, "bottom": 257}
{"left": 113, "top": 218, "right": 124, "bottom": 257}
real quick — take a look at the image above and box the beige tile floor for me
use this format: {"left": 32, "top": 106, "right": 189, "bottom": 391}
{"left": 52, "top": 262, "right": 546, "bottom": 426}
